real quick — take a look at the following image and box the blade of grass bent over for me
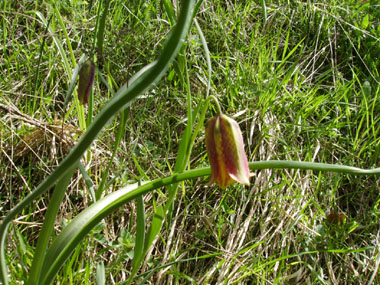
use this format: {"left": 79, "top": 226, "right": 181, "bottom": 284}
{"left": 41, "top": 168, "right": 211, "bottom": 285}
{"left": 0, "top": 1, "right": 196, "bottom": 283}
{"left": 137, "top": 4, "right": 202, "bottom": 274}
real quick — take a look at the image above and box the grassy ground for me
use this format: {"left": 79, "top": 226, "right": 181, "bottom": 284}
{"left": 1, "top": 0, "right": 380, "bottom": 283}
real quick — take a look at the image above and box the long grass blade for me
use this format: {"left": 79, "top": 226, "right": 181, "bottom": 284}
{"left": 78, "top": 160, "right": 96, "bottom": 202}
{"left": 194, "top": 18, "right": 212, "bottom": 98}
{"left": 128, "top": 194, "right": 146, "bottom": 283}
{"left": 97, "top": 0, "right": 111, "bottom": 61}
{"left": 33, "top": 11, "right": 71, "bottom": 77}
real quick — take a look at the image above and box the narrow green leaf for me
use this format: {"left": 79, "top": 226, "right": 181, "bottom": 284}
{"left": 194, "top": 18, "right": 212, "bottom": 98}
{"left": 53, "top": 4, "right": 86, "bottom": 130}
{"left": 282, "top": 29, "right": 290, "bottom": 61}
{"left": 129, "top": 195, "right": 146, "bottom": 282}
{"left": 78, "top": 161, "right": 96, "bottom": 202}
{"left": 275, "top": 37, "right": 305, "bottom": 73}
{"left": 34, "top": 160, "right": 380, "bottom": 284}
{"left": 28, "top": 166, "right": 76, "bottom": 285}
{"left": 162, "top": 0, "right": 176, "bottom": 26}
{"left": 143, "top": 205, "right": 164, "bottom": 254}
{"left": 53, "top": 4, "right": 76, "bottom": 67}
{"left": 33, "top": 11, "right": 71, "bottom": 77}
{"left": 97, "top": 0, "right": 111, "bottom": 61}
{"left": 261, "top": 0, "right": 267, "bottom": 23}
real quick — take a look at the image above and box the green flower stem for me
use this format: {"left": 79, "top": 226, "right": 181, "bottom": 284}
{"left": 209, "top": 95, "right": 222, "bottom": 114}
{"left": 0, "top": 0, "right": 195, "bottom": 283}
{"left": 249, "top": 160, "right": 380, "bottom": 175}
{"left": 39, "top": 160, "right": 380, "bottom": 284}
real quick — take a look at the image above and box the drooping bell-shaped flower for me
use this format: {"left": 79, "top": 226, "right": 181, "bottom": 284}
{"left": 78, "top": 59, "right": 95, "bottom": 105}
{"left": 205, "top": 113, "right": 251, "bottom": 188}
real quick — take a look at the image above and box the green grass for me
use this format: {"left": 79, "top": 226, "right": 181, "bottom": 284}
{"left": 1, "top": 0, "right": 380, "bottom": 283}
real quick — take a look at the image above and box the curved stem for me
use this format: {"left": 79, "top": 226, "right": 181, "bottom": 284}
{"left": 209, "top": 95, "right": 222, "bottom": 114}
{"left": 249, "top": 160, "right": 380, "bottom": 175}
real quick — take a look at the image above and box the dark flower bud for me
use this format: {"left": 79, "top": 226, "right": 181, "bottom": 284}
{"left": 78, "top": 60, "right": 95, "bottom": 105}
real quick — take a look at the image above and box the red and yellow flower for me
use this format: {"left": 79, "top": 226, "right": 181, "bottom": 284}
{"left": 205, "top": 113, "right": 251, "bottom": 188}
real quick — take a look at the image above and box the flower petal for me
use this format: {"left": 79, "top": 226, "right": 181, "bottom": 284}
{"left": 220, "top": 114, "right": 250, "bottom": 185}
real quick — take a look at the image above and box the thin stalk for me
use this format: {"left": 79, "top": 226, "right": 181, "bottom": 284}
{"left": 182, "top": 97, "right": 211, "bottom": 166}
{"left": 209, "top": 95, "right": 222, "bottom": 114}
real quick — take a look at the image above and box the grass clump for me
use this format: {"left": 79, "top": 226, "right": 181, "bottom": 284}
{"left": 1, "top": 0, "right": 380, "bottom": 283}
